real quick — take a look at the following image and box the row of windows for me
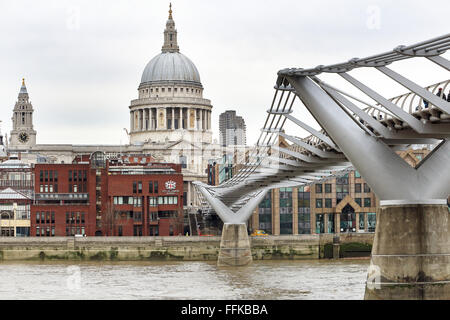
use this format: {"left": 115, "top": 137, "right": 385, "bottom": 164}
{"left": 66, "top": 226, "right": 85, "bottom": 236}
{"left": 315, "top": 184, "right": 332, "bottom": 193}
{"left": 150, "top": 196, "right": 179, "bottom": 206}
{"left": 113, "top": 211, "right": 176, "bottom": 222}
{"left": 35, "top": 226, "right": 55, "bottom": 237}
{"left": 39, "top": 170, "right": 58, "bottom": 182}
{"left": 315, "top": 198, "right": 333, "bottom": 208}
{"left": 355, "top": 198, "right": 372, "bottom": 208}
{"left": 355, "top": 183, "right": 371, "bottom": 193}
{"left": 39, "top": 184, "right": 58, "bottom": 193}
{"left": 68, "top": 183, "right": 87, "bottom": 193}
{"left": 259, "top": 211, "right": 376, "bottom": 235}
{"left": 65, "top": 212, "right": 86, "bottom": 224}
{"left": 158, "top": 210, "right": 178, "bottom": 218}
{"left": 142, "top": 87, "right": 201, "bottom": 94}
{"left": 315, "top": 198, "right": 372, "bottom": 208}
{"left": 36, "top": 212, "right": 55, "bottom": 224}
{"left": 114, "top": 196, "right": 179, "bottom": 206}
{"left": 133, "top": 181, "right": 159, "bottom": 194}
{"left": 68, "top": 170, "right": 87, "bottom": 182}
{"left": 39, "top": 183, "right": 87, "bottom": 193}
{"left": 113, "top": 196, "right": 142, "bottom": 207}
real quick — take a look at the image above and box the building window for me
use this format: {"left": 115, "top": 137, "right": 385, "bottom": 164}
{"left": 316, "top": 199, "right": 323, "bottom": 208}
{"left": 154, "top": 181, "right": 158, "bottom": 193}
{"left": 279, "top": 188, "right": 293, "bottom": 234}
{"left": 298, "top": 186, "right": 311, "bottom": 234}
{"left": 149, "top": 181, "right": 153, "bottom": 193}
{"left": 325, "top": 184, "right": 332, "bottom": 193}
{"left": 328, "top": 214, "right": 335, "bottom": 233}
{"left": 336, "top": 173, "right": 349, "bottom": 204}
{"left": 149, "top": 197, "right": 157, "bottom": 207}
{"left": 179, "top": 155, "right": 187, "bottom": 168}
{"left": 258, "top": 192, "right": 272, "bottom": 233}
{"left": 315, "top": 184, "right": 322, "bottom": 193}
{"left": 133, "top": 181, "right": 137, "bottom": 193}
{"left": 364, "top": 198, "right": 372, "bottom": 207}
{"left": 355, "top": 198, "right": 362, "bottom": 207}
{"left": 315, "top": 214, "right": 324, "bottom": 234}
{"left": 368, "top": 212, "right": 376, "bottom": 232}
{"left": 325, "top": 198, "right": 332, "bottom": 208}
{"left": 359, "top": 213, "right": 365, "bottom": 231}
{"left": 364, "top": 183, "right": 371, "bottom": 193}
{"left": 138, "top": 181, "right": 142, "bottom": 193}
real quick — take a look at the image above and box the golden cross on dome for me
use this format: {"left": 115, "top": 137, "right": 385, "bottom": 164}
{"left": 169, "top": 3, "right": 173, "bottom": 19}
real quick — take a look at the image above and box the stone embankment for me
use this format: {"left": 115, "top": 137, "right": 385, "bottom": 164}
{"left": 0, "top": 233, "right": 374, "bottom": 261}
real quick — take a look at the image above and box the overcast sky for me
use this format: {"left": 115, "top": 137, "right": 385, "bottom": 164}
{"left": 0, "top": 0, "right": 449, "bottom": 146}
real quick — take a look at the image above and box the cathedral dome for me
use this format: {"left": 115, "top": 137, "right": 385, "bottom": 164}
{"left": 139, "top": 4, "right": 202, "bottom": 88}
{"left": 140, "top": 52, "right": 201, "bottom": 87}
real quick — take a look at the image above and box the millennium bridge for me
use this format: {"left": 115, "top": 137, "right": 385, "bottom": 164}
{"left": 193, "top": 34, "right": 450, "bottom": 300}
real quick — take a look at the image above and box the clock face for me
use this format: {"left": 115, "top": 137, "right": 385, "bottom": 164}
{"left": 18, "top": 132, "right": 29, "bottom": 143}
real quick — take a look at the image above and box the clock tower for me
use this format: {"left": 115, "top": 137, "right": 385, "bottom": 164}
{"left": 9, "top": 78, "right": 37, "bottom": 149}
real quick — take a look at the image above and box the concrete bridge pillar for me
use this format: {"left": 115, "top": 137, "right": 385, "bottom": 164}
{"left": 217, "top": 223, "right": 252, "bottom": 267}
{"left": 365, "top": 203, "right": 450, "bottom": 300}
{"left": 287, "top": 75, "right": 450, "bottom": 300}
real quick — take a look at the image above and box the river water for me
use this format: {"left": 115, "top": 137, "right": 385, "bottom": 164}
{"left": 0, "top": 259, "right": 370, "bottom": 300}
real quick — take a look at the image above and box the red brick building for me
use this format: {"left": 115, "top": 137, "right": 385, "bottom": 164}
{"left": 30, "top": 153, "right": 184, "bottom": 237}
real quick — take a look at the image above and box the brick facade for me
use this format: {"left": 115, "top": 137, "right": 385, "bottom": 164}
{"left": 30, "top": 157, "right": 184, "bottom": 237}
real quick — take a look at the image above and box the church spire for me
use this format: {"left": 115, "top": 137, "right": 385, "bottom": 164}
{"left": 162, "top": 3, "right": 179, "bottom": 53}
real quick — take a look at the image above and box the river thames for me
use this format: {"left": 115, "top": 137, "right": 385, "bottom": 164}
{"left": 0, "top": 259, "right": 370, "bottom": 300}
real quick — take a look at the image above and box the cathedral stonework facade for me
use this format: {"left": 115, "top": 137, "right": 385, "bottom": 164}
{"left": 129, "top": 6, "right": 212, "bottom": 145}
{"left": 5, "top": 6, "right": 221, "bottom": 210}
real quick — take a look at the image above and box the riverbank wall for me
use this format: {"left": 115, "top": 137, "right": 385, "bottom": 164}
{"left": 0, "top": 233, "right": 374, "bottom": 261}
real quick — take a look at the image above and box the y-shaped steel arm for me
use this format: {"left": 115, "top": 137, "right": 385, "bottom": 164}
{"left": 193, "top": 182, "right": 269, "bottom": 224}
{"left": 286, "top": 75, "right": 449, "bottom": 203}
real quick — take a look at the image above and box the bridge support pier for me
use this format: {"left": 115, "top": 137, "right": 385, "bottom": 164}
{"left": 365, "top": 203, "right": 450, "bottom": 300}
{"left": 217, "top": 223, "right": 252, "bottom": 267}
